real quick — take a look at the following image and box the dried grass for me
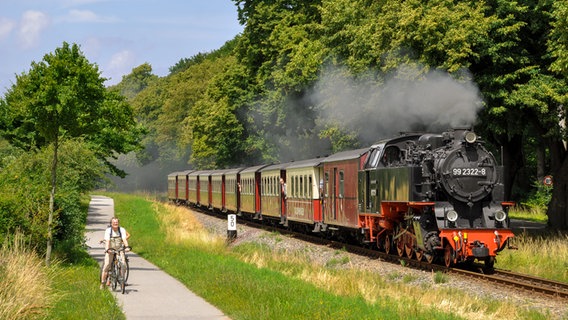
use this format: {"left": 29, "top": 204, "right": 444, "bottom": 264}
{"left": 0, "top": 233, "right": 56, "bottom": 320}
{"left": 501, "top": 230, "right": 568, "bottom": 282}
{"left": 156, "top": 203, "right": 226, "bottom": 252}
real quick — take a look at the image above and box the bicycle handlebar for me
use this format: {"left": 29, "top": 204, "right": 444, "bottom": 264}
{"left": 106, "top": 246, "right": 132, "bottom": 254}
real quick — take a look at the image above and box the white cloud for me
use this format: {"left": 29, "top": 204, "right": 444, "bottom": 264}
{"left": 60, "top": 0, "right": 110, "bottom": 6}
{"left": 105, "top": 50, "right": 136, "bottom": 83}
{"left": 60, "top": 9, "right": 118, "bottom": 23}
{"left": 18, "top": 10, "right": 49, "bottom": 49}
{"left": 0, "top": 18, "right": 15, "bottom": 41}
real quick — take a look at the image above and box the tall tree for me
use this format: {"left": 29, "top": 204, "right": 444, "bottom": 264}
{"left": 543, "top": 0, "right": 568, "bottom": 229}
{"left": 0, "top": 42, "right": 144, "bottom": 264}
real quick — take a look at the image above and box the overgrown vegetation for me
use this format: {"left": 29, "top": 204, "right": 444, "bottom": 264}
{"left": 0, "top": 233, "right": 122, "bottom": 320}
{"left": 0, "top": 140, "right": 107, "bottom": 254}
{"left": 0, "top": 234, "right": 54, "bottom": 319}
{"left": 499, "top": 230, "right": 568, "bottom": 283}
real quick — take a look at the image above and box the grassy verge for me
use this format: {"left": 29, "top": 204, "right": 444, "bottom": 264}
{"left": 498, "top": 230, "right": 568, "bottom": 283}
{"left": 0, "top": 235, "right": 123, "bottom": 320}
{"left": 109, "top": 193, "right": 556, "bottom": 320}
{"left": 48, "top": 253, "right": 125, "bottom": 320}
{"left": 504, "top": 206, "right": 568, "bottom": 283}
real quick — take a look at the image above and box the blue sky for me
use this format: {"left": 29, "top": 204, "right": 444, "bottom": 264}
{"left": 0, "top": 0, "right": 243, "bottom": 93}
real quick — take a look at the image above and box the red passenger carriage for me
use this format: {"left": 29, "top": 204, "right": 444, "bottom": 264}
{"left": 320, "top": 148, "right": 370, "bottom": 231}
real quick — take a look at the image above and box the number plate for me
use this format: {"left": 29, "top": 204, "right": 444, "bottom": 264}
{"left": 452, "top": 168, "right": 487, "bottom": 177}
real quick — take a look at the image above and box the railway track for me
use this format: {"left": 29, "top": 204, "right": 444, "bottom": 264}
{"left": 199, "top": 206, "right": 568, "bottom": 300}
{"left": 470, "top": 269, "right": 568, "bottom": 299}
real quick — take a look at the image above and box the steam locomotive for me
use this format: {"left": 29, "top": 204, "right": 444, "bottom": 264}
{"left": 168, "top": 128, "right": 514, "bottom": 269}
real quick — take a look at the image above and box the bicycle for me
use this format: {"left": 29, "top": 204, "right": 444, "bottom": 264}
{"left": 102, "top": 245, "right": 131, "bottom": 294}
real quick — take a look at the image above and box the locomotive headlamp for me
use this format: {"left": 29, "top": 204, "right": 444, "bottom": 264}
{"left": 447, "top": 210, "right": 458, "bottom": 222}
{"left": 464, "top": 131, "right": 477, "bottom": 144}
{"left": 494, "top": 210, "right": 507, "bottom": 222}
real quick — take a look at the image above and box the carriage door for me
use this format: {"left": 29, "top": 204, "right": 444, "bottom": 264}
{"left": 280, "top": 170, "right": 287, "bottom": 220}
{"left": 332, "top": 168, "right": 338, "bottom": 220}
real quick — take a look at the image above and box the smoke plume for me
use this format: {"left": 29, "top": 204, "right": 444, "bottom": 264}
{"left": 311, "top": 64, "right": 483, "bottom": 145}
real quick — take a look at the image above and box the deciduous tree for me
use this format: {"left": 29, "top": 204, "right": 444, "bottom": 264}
{"left": 0, "top": 42, "right": 144, "bottom": 264}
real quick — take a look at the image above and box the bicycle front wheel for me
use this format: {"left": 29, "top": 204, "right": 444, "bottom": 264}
{"left": 112, "top": 261, "right": 119, "bottom": 291}
{"left": 119, "top": 262, "right": 126, "bottom": 294}
{"left": 124, "top": 256, "right": 129, "bottom": 282}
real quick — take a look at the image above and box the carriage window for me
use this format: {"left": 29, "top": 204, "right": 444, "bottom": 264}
{"left": 294, "top": 176, "right": 300, "bottom": 198}
{"left": 273, "top": 176, "right": 277, "bottom": 196}
{"left": 304, "top": 175, "right": 308, "bottom": 199}
{"left": 298, "top": 176, "right": 302, "bottom": 199}
{"left": 262, "top": 177, "right": 265, "bottom": 195}
{"left": 309, "top": 176, "right": 313, "bottom": 198}
{"left": 274, "top": 176, "right": 277, "bottom": 196}
{"left": 339, "top": 171, "right": 345, "bottom": 197}
{"left": 291, "top": 175, "right": 295, "bottom": 198}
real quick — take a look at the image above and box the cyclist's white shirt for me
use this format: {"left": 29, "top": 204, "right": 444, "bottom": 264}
{"left": 104, "top": 227, "right": 127, "bottom": 250}
{"left": 104, "top": 227, "right": 127, "bottom": 241}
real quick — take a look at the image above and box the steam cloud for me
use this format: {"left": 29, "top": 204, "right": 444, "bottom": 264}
{"left": 311, "top": 64, "right": 483, "bottom": 145}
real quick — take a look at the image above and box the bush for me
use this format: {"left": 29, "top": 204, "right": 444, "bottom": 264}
{"left": 521, "top": 181, "right": 552, "bottom": 213}
{"left": 0, "top": 139, "right": 108, "bottom": 258}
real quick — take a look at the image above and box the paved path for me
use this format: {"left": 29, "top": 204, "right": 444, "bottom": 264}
{"left": 85, "top": 195, "right": 230, "bottom": 320}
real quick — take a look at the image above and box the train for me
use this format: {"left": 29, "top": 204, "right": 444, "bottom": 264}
{"left": 168, "top": 128, "right": 514, "bottom": 269}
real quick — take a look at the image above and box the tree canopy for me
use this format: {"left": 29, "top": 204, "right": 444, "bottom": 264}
{"left": 102, "top": 0, "right": 568, "bottom": 229}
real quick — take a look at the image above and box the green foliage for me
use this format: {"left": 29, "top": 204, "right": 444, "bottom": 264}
{"left": 548, "top": 0, "right": 568, "bottom": 75}
{"left": 521, "top": 181, "right": 553, "bottom": 213}
{"left": 1, "top": 42, "right": 145, "bottom": 177}
{"left": 111, "top": 63, "right": 158, "bottom": 100}
{"left": 0, "top": 140, "right": 107, "bottom": 254}
{"left": 169, "top": 38, "right": 239, "bottom": 75}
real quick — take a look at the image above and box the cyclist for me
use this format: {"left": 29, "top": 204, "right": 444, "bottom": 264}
{"left": 100, "top": 217, "right": 130, "bottom": 289}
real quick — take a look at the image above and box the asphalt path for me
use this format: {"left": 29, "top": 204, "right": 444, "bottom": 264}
{"left": 85, "top": 195, "right": 230, "bottom": 320}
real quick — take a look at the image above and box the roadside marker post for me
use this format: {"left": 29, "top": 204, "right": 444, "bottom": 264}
{"left": 227, "top": 214, "right": 237, "bottom": 242}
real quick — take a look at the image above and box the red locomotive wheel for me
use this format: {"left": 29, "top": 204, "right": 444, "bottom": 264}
{"left": 384, "top": 235, "right": 391, "bottom": 254}
{"left": 404, "top": 234, "right": 414, "bottom": 258}
{"left": 425, "top": 253, "right": 434, "bottom": 264}
{"left": 444, "top": 244, "right": 454, "bottom": 267}
{"left": 396, "top": 238, "right": 404, "bottom": 257}
{"left": 405, "top": 243, "right": 413, "bottom": 258}
{"left": 415, "top": 249, "right": 423, "bottom": 262}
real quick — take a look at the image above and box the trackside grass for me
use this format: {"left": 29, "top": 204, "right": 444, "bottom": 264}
{"left": 506, "top": 206, "right": 568, "bottom": 283}
{"left": 498, "top": 230, "right": 568, "bottom": 283}
{"left": 109, "top": 193, "right": 558, "bottom": 320}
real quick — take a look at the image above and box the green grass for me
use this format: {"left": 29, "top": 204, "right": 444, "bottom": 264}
{"left": 110, "top": 193, "right": 463, "bottom": 320}
{"left": 49, "top": 261, "right": 125, "bottom": 320}
{"left": 509, "top": 206, "right": 548, "bottom": 223}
